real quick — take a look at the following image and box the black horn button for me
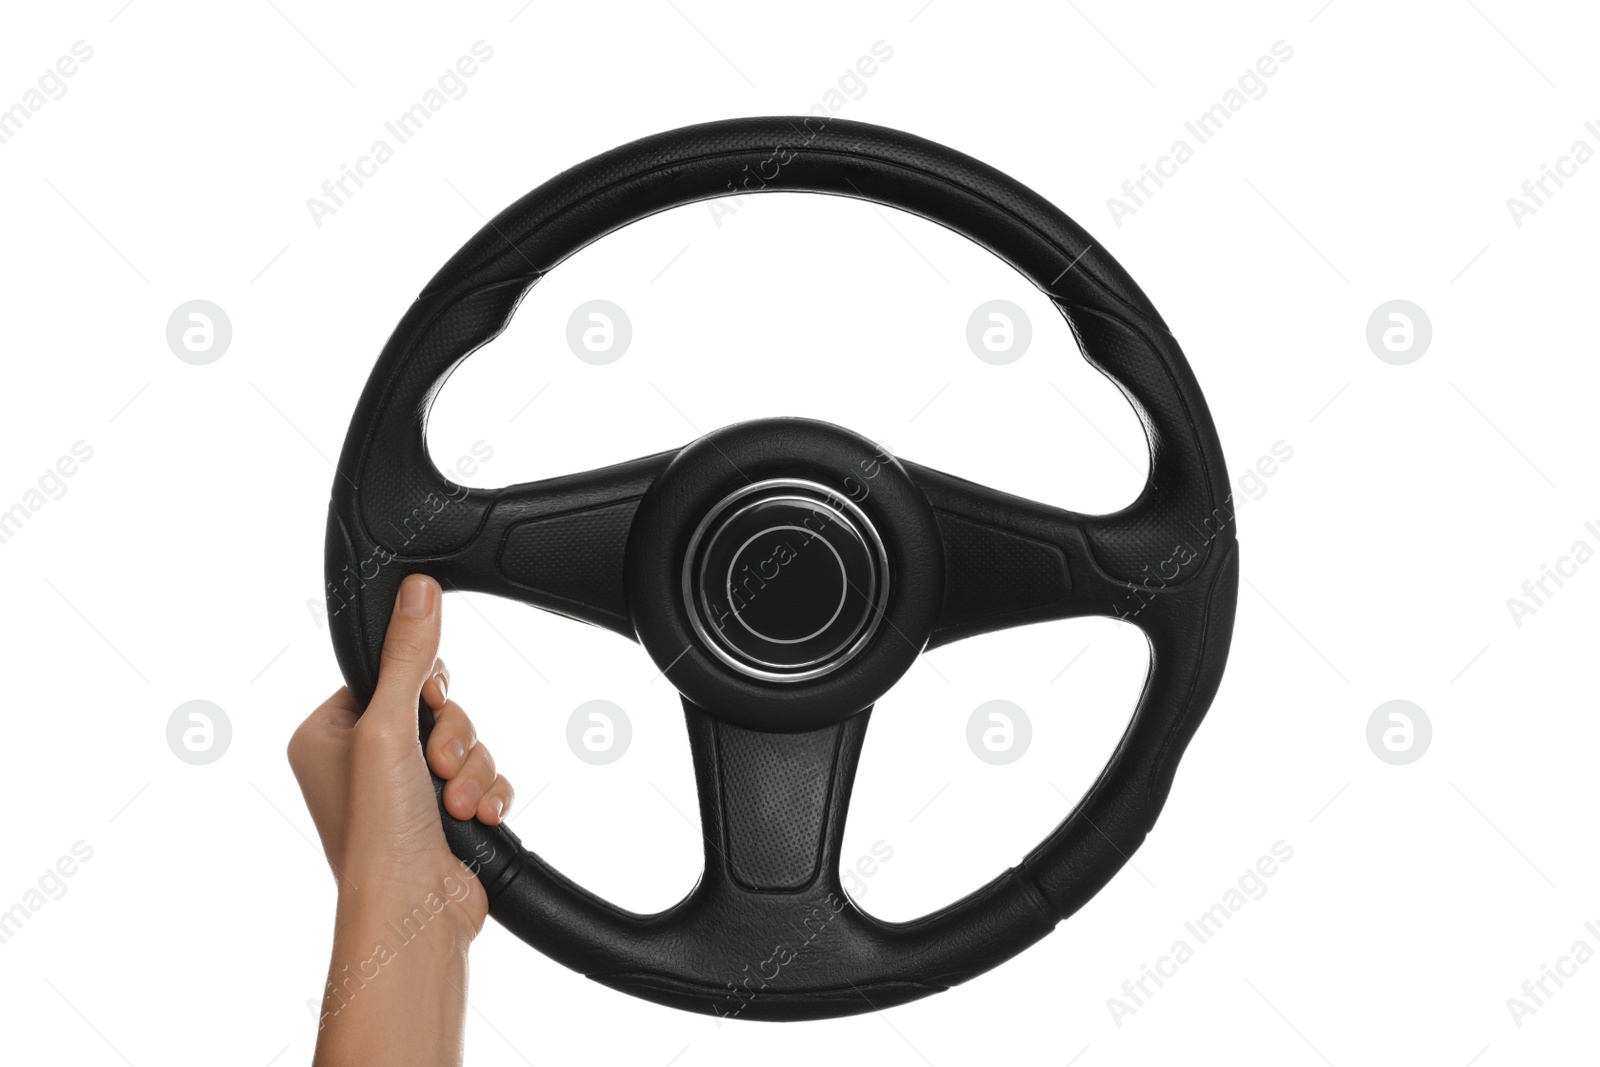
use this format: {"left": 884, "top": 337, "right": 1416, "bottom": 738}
{"left": 683, "top": 479, "right": 889, "bottom": 682}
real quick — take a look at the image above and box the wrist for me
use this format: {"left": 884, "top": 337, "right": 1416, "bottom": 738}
{"left": 314, "top": 882, "right": 477, "bottom": 1067}
{"left": 333, "top": 867, "right": 483, "bottom": 953}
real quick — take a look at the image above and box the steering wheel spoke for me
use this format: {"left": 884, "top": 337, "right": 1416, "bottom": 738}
{"left": 904, "top": 460, "right": 1165, "bottom": 646}
{"left": 681, "top": 698, "right": 867, "bottom": 896}
{"left": 444, "top": 451, "right": 673, "bottom": 638}
{"left": 380, "top": 447, "right": 675, "bottom": 639}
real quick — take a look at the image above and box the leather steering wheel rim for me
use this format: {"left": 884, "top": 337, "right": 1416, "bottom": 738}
{"left": 325, "top": 116, "right": 1239, "bottom": 1021}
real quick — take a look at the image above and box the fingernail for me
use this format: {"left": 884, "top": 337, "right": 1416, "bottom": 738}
{"left": 399, "top": 575, "right": 434, "bottom": 618}
{"left": 434, "top": 669, "right": 448, "bottom": 702}
{"left": 488, "top": 796, "right": 505, "bottom": 822}
{"left": 446, "top": 738, "right": 466, "bottom": 770}
{"left": 456, "top": 779, "right": 481, "bottom": 811}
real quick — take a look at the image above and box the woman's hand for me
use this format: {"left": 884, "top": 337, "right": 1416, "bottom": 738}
{"left": 288, "top": 574, "right": 514, "bottom": 1066}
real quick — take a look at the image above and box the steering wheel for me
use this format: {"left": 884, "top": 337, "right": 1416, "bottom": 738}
{"left": 326, "top": 117, "right": 1238, "bottom": 1022}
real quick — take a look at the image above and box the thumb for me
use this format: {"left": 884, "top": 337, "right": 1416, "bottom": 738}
{"left": 367, "top": 573, "right": 442, "bottom": 730}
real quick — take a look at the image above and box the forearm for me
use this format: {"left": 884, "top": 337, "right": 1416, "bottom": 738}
{"left": 312, "top": 891, "right": 473, "bottom": 1067}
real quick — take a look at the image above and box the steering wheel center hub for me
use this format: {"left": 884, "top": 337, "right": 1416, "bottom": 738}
{"left": 684, "top": 479, "right": 888, "bottom": 682}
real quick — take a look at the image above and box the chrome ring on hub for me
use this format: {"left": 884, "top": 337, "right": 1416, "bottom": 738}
{"left": 681, "top": 478, "right": 891, "bottom": 683}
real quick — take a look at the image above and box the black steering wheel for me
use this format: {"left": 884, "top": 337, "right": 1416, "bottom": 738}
{"left": 326, "top": 117, "right": 1238, "bottom": 1022}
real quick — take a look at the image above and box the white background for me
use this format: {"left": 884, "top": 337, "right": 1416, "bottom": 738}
{"left": 2, "top": 1, "right": 1597, "bottom": 1063}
